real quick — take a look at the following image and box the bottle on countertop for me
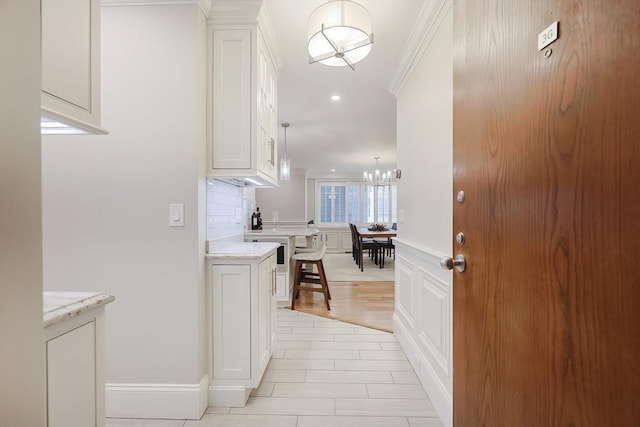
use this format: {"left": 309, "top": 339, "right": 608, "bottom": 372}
{"left": 251, "top": 210, "right": 258, "bottom": 230}
{"left": 256, "top": 207, "right": 263, "bottom": 230}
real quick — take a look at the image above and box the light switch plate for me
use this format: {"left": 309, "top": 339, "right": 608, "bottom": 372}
{"left": 398, "top": 209, "right": 405, "bottom": 223}
{"left": 169, "top": 203, "right": 184, "bottom": 227}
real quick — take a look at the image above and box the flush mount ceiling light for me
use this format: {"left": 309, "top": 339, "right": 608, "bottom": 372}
{"left": 363, "top": 156, "right": 392, "bottom": 187}
{"left": 280, "top": 122, "right": 291, "bottom": 181}
{"left": 307, "top": 0, "right": 374, "bottom": 71}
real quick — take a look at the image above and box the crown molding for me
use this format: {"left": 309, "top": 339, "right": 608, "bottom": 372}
{"left": 257, "top": 2, "right": 282, "bottom": 71}
{"left": 102, "top": 0, "right": 201, "bottom": 7}
{"left": 206, "top": 0, "right": 261, "bottom": 24}
{"left": 198, "top": 0, "right": 211, "bottom": 16}
{"left": 387, "top": 0, "right": 452, "bottom": 97}
{"left": 101, "top": 0, "right": 211, "bottom": 19}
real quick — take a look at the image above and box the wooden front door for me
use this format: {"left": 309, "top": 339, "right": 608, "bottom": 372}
{"left": 452, "top": 1, "right": 640, "bottom": 426}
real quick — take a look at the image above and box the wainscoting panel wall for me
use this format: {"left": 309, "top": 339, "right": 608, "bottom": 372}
{"left": 394, "top": 238, "right": 452, "bottom": 427}
{"left": 320, "top": 228, "right": 352, "bottom": 253}
{"left": 396, "top": 257, "right": 415, "bottom": 329}
{"left": 324, "top": 231, "right": 339, "bottom": 251}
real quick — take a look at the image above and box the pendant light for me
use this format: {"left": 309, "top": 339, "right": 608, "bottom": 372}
{"left": 280, "top": 122, "right": 291, "bottom": 181}
{"left": 307, "top": 0, "right": 374, "bottom": 71}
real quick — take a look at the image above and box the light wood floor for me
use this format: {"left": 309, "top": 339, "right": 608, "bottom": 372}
{"left": 291, "top": 281, "right": 394, "bottom": 332}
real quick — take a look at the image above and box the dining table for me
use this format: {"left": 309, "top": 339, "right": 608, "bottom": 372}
{"left": 357, "top": 228, "right": 397, "bottom": 240}
{"left": 356, "top": 227, "right": 397, "bottom": 269}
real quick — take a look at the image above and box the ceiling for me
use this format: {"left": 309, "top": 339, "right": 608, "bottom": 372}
{"left": 262, "top": 0, "right": 430, "bottom": 177}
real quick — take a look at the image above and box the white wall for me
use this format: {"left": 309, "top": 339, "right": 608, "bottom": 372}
{"left": 0, "top": 2, "right": 46, "bottom": 425}
{"left": 306, "top": 178, "right": 315, "bottom": 223}
{"left": 42, "top": 3, "right": 207, "bottom": 419}
{"left": 393, "top": 2, "right": 453, "bottom": 426}
{"left": 256, "top": 170, "right": 307, "bottom": 223}
{"left": 397, "top": 12, "right": 453, "bottom": 257}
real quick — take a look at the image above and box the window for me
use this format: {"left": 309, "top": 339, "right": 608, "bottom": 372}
{"left": 317, "top": 181, "right": 396, "bottom": 226}
{"left": 319, "top": 186, "right": 332, "bottom": 223}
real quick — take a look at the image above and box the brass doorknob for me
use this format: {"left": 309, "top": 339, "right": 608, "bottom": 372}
{"left": 440, "top": 254, "right": 466, "bottom": 273}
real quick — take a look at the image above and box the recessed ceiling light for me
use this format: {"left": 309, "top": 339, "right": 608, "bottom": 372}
{"left": 331, "top": 169, "right": 336, "bottom": 172}
{"left": 331, "top": 95, "right": 341, "bottom": 101}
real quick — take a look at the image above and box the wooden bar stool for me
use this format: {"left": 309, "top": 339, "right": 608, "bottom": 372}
{"left": 291, "top": 245, "right": 331, "bottom": 311}
{"left": 294, "top": 243, "right": 326, "bottom": 275}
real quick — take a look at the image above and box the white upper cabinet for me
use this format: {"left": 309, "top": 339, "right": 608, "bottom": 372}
{"left": 257, "top": 39, "right": 278, "bottom": 181}
{"left": 207, "top": 2, "right": 280, "bottom": 187}
{"left": 41, "top": 0, "right": 105, "bottom": 134}
{"left": 209, "top": 29, "right": 253, "bottom": 170}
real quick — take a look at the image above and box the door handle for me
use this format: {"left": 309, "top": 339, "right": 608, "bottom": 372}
{"left": 440, "top": 254, "right": 466, "bottom": 273}
{"left": 270, "top": 138, "right": 275, "bottom": 166}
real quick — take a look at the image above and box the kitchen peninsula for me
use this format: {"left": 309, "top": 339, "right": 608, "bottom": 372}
{"left": 244, "top": 227, "right": 320, "bottom": 306}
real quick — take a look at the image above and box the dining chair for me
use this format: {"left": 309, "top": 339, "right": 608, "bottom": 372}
{"left": 376, "top": 238, "right": 394, "bottom": 267}
{"left": 374, "top": 222, "right": 396, "bottom": 263}
{"left": 349, "top": 223, "right": 359, "bottom": 264}
{"left": 354, "top": 226, "right": 381, "bottom": 271}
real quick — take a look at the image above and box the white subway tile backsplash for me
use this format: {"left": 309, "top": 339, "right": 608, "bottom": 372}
{"left": 206, "top": 178, "right": 250, "bottom": 241}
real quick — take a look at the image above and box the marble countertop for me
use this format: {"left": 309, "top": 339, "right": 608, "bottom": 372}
{"left": 206, "top": 241, "right": 279, "bottom": 258}
{"left": 244, "top": 227, "right": 320, "bottom": 237}
{"left": 43, "top": 291, "right": 115, "bottom": 328}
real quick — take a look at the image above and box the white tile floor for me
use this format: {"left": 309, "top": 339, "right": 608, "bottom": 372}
{"left": 106, "top": 309, "right": 443, "bottom": 427}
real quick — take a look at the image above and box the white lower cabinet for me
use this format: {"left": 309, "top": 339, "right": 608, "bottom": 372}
{"left": 47, "top": 322, "right": 96, "bottom": 427}
{"left": 44, "top": 299, "right": 109, "bottom": 427}
{"left": 275, "top": 273, "right": 287, "bottom": 301}
{"left": 257, "top": 254, "right": 276, "bottom": 375}
{"left": 208, "top": 252, "right": 276, "bottom": 407}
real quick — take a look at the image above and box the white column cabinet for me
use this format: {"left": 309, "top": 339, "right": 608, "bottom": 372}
{"left": 208, "top": 252, "right": 276, "bottom": 407}
{"left": 207, "top": 24, "right": 278, "bottom": 186}
{"left": 41, "top": 0, "right": 105, "bottom": 134}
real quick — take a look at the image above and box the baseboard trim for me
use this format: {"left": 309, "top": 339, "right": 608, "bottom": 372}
{"left": 105, "top": 375, "right": 208, "bottom": 420}
{"left": 208, "top": 384, "right": 252, "bottom": 407}
{"left": 394, "top": 314, "right": 452, "bottom": 427}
